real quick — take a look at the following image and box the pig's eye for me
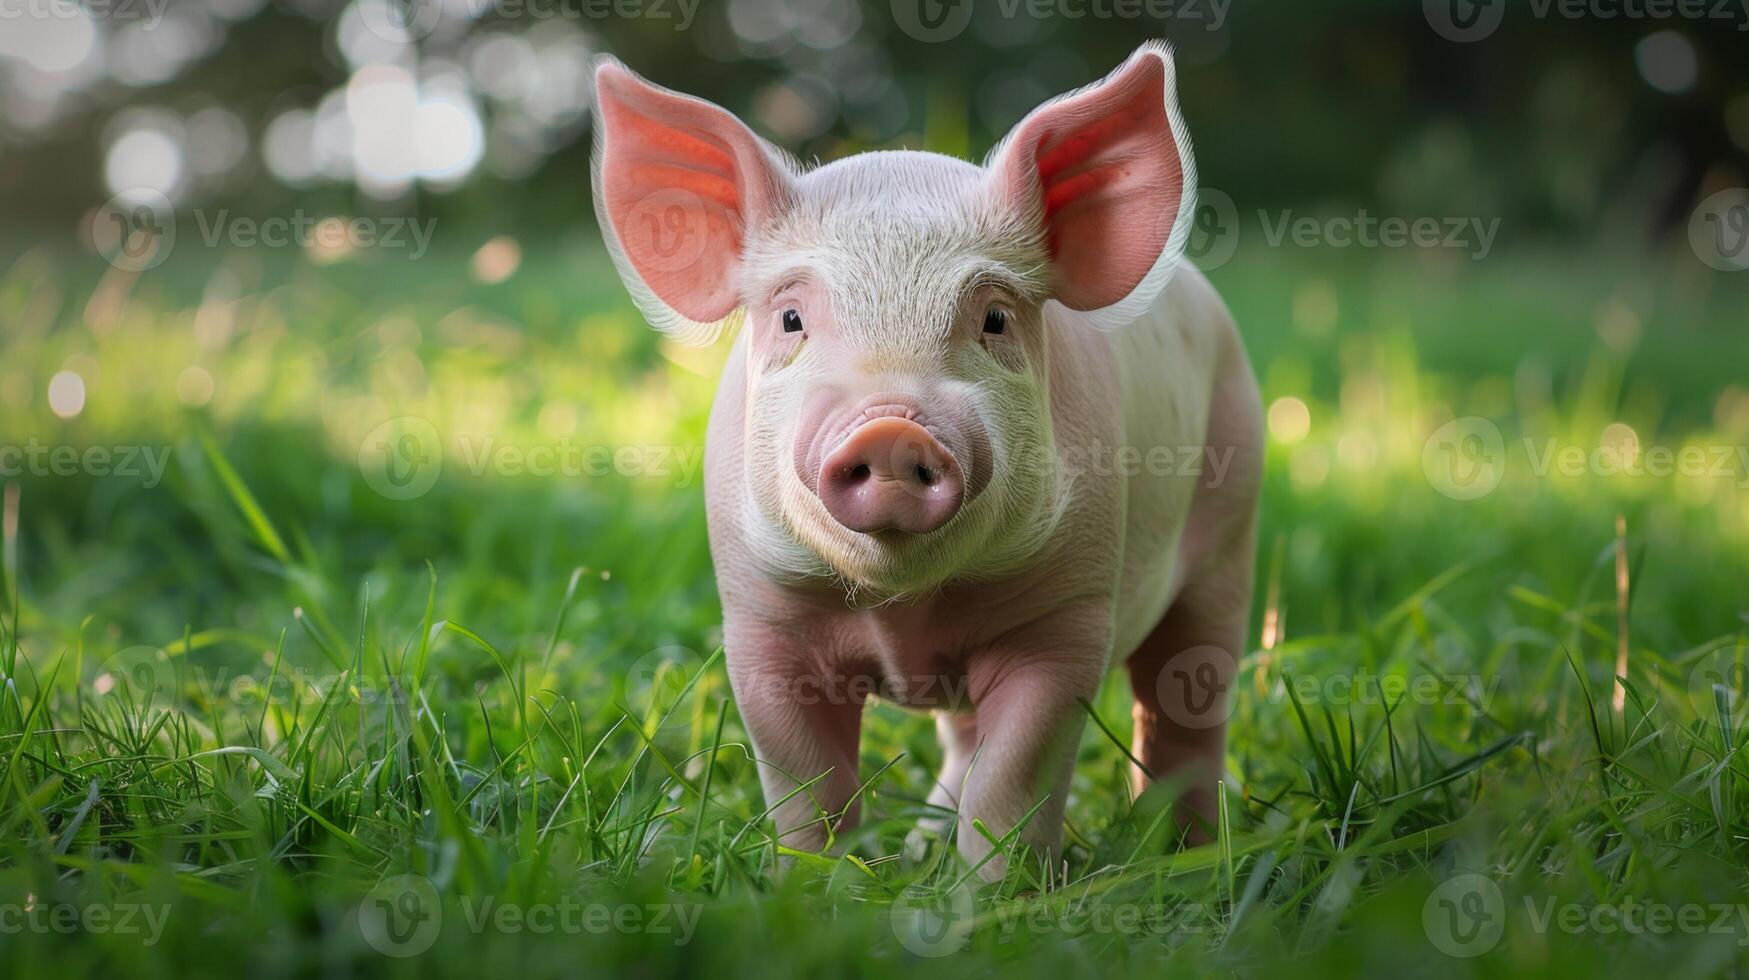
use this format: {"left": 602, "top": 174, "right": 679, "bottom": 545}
{"left": 982, "top": 308, "right": 1007, "bottom": 335}
{"left": 782, "top": 310, "right": 804, "bottom": 333}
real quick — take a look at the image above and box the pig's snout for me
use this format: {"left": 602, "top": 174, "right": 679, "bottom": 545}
{"left": 818, "top": 417, "right": 964, "bottom": 535}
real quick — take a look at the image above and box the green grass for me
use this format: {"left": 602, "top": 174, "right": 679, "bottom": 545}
{"left": 1, "top": 234, "right": 1747, "bottom": 978}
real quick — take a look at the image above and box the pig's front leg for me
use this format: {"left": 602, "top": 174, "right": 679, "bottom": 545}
{"left": 957, "top": 603, "right": 1110, "bottom": 880}
{"left": 724, "top": 624, "right": 865, "bottom": 853}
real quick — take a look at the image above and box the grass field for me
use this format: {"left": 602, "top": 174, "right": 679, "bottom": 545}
{"left": 1, "top": 231, "right": 1747, "bottom": 978}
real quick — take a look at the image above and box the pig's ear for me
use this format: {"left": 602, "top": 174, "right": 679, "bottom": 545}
{"left": 986, "top": 41, "right": 1197, "bottom": 329}
{"left": 591, "top": 57, "right": 796, "bottom": 345}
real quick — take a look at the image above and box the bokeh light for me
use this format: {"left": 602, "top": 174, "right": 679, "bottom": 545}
{"left": 47, "top": 371, "right": 86, "bottom": 419}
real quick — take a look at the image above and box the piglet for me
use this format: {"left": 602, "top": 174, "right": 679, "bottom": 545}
{"left": 591, "top": 41, "right": 1262, "bottom": 878}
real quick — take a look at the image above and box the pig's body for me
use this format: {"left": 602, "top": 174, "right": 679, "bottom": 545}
{"left": 704, "top": 260, "right": 1260, "bottom": 869}
{"left": 594, "top": 41, "right": 1260, "bottom": 876}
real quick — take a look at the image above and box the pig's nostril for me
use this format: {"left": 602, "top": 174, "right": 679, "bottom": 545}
{"left": 916, "top": 464, "right": 937, "bottom": 487}
{"left": 849, "top": 463, "right": 871, "bottom": 482}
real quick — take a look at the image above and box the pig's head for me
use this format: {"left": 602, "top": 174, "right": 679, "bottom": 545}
{"left": 592, "top": 42, "right": 1197, "bottom": 597}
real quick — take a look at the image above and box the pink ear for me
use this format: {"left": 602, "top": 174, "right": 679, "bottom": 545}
{"left": 592, "top": 59, "right": 792, "bottom": 341}
{"left": 988, "top": 42, "right": 1196, "bottom": 319}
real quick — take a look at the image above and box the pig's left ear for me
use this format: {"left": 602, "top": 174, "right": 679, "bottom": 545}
{"left": 591, "top": 57, "right": 797, "bottom": 345}
{"left": 986, "top": 41, "right": 1197, "bottom": 328}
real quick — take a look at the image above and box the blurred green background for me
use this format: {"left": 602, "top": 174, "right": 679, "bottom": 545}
{"left": 3, "top": 2, "right": 1749, "bottom": 979}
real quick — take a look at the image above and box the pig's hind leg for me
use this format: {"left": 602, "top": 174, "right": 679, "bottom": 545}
{"left": 1124, "top": 544, "right": 1254, "bottom": 840}
{"left": 1125, "top": 352, "right": 1262, "bottom": 840}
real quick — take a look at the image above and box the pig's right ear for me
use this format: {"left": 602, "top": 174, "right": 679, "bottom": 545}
{"left": 985, "top": 41, "right": 1198, "bottom": 330}
{"left": 591, "top": 58, "right": 796, "bottom": 345}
